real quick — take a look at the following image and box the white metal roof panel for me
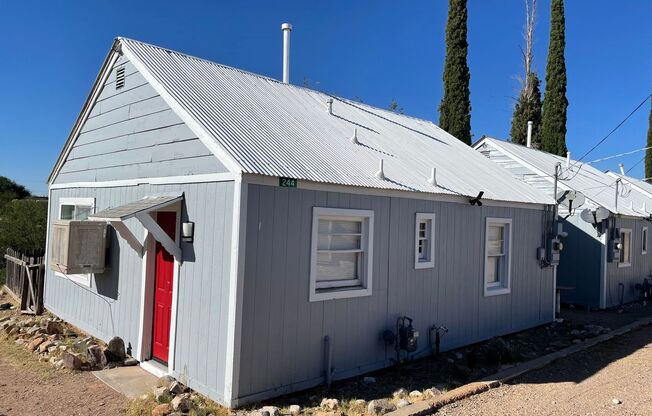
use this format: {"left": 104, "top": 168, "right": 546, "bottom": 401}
{"left": 117, "top": 38, "right": 553, "bottom": 205}
{"left": 89, "top": 194, "right": 182, "bottom": 221}
{"left": 478, "top": 138, "right": 652, "bottom": 217}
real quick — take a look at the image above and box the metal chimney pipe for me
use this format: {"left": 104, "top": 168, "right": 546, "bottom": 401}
{"left": 281, "top": 23, "right": 292, "bottom": 83}
{"left": 619, "top": 163, "right": 625, "bottom": 175}
{"left": 566, "top": 152, "right": 571, "bottom": 168}
{"left": 526, "top": 121, "right": 533, "bottom": 148}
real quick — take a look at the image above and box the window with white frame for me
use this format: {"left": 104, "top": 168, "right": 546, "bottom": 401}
{"left": 415, "top": 213, "right": 436, "bottom": 269}
{"left": 642, "top": 227, "right": 648, "bottom": 255}
{"left": 619, "top": 228, "right": 632, "bottom": 267}
{"left": 56, "top": 197, "right": 96, "bottom": 286}
{"left": 310, "top": 207, "right": 374, "bottom": 301}
{"left": 484, "top": 218, "right": 512, "bottom": 296}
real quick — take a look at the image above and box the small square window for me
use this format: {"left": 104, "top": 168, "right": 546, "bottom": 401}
{"left": 484, "top": 218, "right": 512, "bottom": 296}
{"left": 414, "top": 213, "right": 436, "bottom": 269}
{"left": 56, "top": 197, "right": 96, "bottom": 286}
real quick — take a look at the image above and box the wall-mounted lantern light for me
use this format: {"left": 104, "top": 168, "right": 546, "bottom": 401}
{"left": 182, "top": 221, "right": 195, "bottom": 243}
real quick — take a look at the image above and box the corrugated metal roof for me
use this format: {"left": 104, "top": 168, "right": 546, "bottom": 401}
{"left": 117, "top": 38, "right": 552, "bottom": 206}
{"left": 89, "top": 194, "right": 182, "bottom": 221}
{"left": 477, "top": 137, "right": 652, "bottom": 217}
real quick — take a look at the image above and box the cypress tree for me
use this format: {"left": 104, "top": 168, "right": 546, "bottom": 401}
{"left": 511, "top": 73, "right": 543, "bottom": 146}
{"left": 646, "top": 98, "right": 652, "bottom": 182}
{"left": 439, "top": 0, "right": 472, "bottom": 145}
{"left": 540, "top": 0, "right": 568, "bottom": 156}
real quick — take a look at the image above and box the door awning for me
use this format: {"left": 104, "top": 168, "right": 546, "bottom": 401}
{"left": 89, "top": 195, "right": 183, "bottom": 221}
{"left": 89, "top": 194, "right": 183, "bottom": 261}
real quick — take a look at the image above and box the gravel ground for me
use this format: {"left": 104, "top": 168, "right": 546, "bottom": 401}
{"left": 435, "top": 323, "right": 652, "bottom": 415}
{"left": 0, "top": 334, "right": 127, "bottom": 416}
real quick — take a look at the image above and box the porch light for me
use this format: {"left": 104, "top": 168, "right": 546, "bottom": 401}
{"left": 182, "top": 221, "right": 195, "bottom": 243}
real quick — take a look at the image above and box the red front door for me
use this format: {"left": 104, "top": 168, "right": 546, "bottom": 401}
{"left": 152, "top": 211, "right": 176, "bottom": 363}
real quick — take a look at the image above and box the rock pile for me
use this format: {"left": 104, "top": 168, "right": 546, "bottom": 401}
{"left": 0, "top": 312, "right": 137, "bottom": 371}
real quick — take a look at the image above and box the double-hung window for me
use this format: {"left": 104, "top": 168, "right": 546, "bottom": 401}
{"left": 415, "top": 213, "right": 436, "bottom": 269}
{"left": 642, "top": 227, "right": 648, "bottom": 255}
{"left": 619, "top": 228, "right": 632, "bottom": 267}
{"left": 310, "top": 207, "right": 374, "bottom": 301}
{"left": 484, "top": 218, "right": 512, "bottom": 296}
{"left": 56, "top": 197, "right": 96, "bottom": 286}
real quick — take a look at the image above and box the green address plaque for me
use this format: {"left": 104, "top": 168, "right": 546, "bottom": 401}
{"left": 279, "top": 177, "right": 298, "bottom": 188}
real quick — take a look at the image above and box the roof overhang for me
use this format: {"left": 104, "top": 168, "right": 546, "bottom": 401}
{"left": 89, "top": 194, "right": 183, "bottom": 261}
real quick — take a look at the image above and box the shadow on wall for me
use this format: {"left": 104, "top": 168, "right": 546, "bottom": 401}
{"left": 557, "top": 219, "right": 602, "bottom": 308}
{"left": 95, "top": 226, "right": 120, "bottom": 300}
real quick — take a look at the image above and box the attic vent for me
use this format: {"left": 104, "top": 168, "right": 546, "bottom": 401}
{"left": 115, "top": 67, "right": 125, "bottom": 89}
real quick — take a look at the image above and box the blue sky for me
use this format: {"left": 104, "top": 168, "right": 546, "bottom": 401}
{"left": 1, "top": 1, "right": 650, "bottom": 195}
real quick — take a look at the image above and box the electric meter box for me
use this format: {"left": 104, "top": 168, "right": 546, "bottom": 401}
{"left": 608, "top": 229, "right": 621, "bottom": 263}
{"left": 547, "top": 237, "right": 562, "bottom": 266}
{"left": 50, "top": 220, "right": 108, "bottom": 275}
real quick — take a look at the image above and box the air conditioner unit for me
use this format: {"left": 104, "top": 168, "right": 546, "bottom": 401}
{"left": 50, "top": 220, "right": 107, "bottom": 275}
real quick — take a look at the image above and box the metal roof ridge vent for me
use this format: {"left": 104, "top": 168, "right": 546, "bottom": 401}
{"left": 428, "top": 167, "right": 438, "bottom": 186}
{"left": 375, "top": 159, "right": 385, "bottom": 180}
{"left": 526, "top": 121, "right": 533, "bottom": 148}
{"left": 566, "top": 152, "right": 571, "bottom": 168}
{"left": 351, "top": 128, "right": 359, "bottom": 144}
{"left": 281, "top": 23, "right": 292, "bottom": 83}
{"left": 619, "top": 163, "right": 625, "bottom": 175}
{"left": 326, "top": 98, "right": 333, "bottom": 115}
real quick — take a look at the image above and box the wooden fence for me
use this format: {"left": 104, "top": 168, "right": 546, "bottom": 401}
{"left": 3, "top": 248, "right": 45, "bottom": 315}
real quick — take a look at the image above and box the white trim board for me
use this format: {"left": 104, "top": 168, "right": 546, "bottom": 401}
{"left": 50, "top": 172, "right": 238, "bottom": 190}
{"left": 223, "top": 174, "right": 247, "bottom": 405}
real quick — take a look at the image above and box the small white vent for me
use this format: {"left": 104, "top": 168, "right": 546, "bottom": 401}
{"left": 115, "top": 67, "right": 125, "bottom": 89}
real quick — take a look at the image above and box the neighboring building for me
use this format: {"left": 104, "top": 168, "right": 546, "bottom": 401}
{"left": 475, "top": 137, "right": 652, "bottom": 310}
{"left": 45, "top": 37, "right": 556, "bottom": 407}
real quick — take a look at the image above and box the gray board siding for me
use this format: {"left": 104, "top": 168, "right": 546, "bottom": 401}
{"left": 605, "top": 217, "right": 652, "bottom": 307}
{"left": 236, "top": 184, "right": 554, "bottom": 402}
{"left": 44, "top": 181, "right": 234, "bottom": 402}
{"left": 54, "top": 55, "right": 227, "bottom": 184}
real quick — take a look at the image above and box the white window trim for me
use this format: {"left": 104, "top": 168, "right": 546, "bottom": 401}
{"left": 55, "top": 197, "right": 96, "bottom": 287}
{"left": 309, "top": 207, "right": 374, "bottom": 302}
{"left": 618, "top": 228, "right": 632, "bottom": 268}
{"left": 642, "top": 227, "right": 648, "bottom": 255}
{"left": 484, "top": 217, "right": 512, "bottom": 297}
{"left": 414, "top": 213, "right": 436, "bottom": 269}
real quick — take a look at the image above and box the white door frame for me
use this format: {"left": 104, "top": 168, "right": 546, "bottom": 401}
{"left": 136, "top": 203, "right": 182, "bottom": 376}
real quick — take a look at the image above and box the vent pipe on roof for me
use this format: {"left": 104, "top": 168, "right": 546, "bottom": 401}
{"left": 281, "top": 23, "right": 292, "bottom": 83}
{"left": 566, "top": 152, "right": 571, "bottom": 168}
{"left": 326, "top": 98, "right": 333, "bottom": 115}
{"left": 351, "top": 128, "right": 359, "bottom": 145}
{"left": 526, "top": 121, "right": 533, "bottom": 148}
{"left": 375, "top": 159, "right": 385, "bottom": 180}
{"left": 619, "top": 163, "right": 625, "bottom": 175}
{"left": 428, "top": 167, "right": 437, "bottom": 186}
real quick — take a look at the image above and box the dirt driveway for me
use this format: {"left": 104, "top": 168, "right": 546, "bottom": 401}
{"left": 0, "top": 336, "right": 127, "bottom": 416}
{"left": 436, "top": 323, "right": 652, "bottom": 415}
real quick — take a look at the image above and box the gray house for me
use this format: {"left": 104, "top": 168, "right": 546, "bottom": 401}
{"left": 45, "top": 37, "right": 557, "bottom": 407}
{"left": 475, "top": 137, "right": 652, "bottom": 309}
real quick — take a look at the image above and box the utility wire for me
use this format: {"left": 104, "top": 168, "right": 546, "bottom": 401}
{"left": 589, "top": 154, "right": 646, "bottom": 200}
{"left": 564, "top": 92, "right": 652, "bottom": 172}
{"left": 586, "top": 145, "right": 652, "bottom": 164}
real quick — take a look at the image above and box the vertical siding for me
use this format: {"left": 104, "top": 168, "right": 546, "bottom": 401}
{"left": 53, "top": 55, "right": 227, "bottom": 184}
{"left": 556, "top": 214, "right": 603, "bottom": 307}
{"left": 45, "top": 181, "right": 234, "bottom": 402}
{"left": 604, "top": 217, "right": 652, "bottom": 307}
{"left": 236, "top": 184, "right": 554, "bottom": 403}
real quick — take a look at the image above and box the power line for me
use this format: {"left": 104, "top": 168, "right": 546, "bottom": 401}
{"left": 590, "top": 154, "right": 646, "bottom": 199}
{"left": 565, "top": 92, "right": 652, "bottom": 172}
{"left": 586, "top": 145, "right": 652, "bottom": 164}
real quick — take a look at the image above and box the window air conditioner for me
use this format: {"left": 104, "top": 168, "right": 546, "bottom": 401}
{"left": 50, "top": 220, "right": 107, "bottom": 275}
